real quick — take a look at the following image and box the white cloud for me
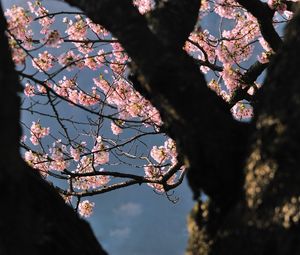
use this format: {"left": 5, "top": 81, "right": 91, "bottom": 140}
{"left": 109, "top": 227, "right": 131, "bottom": 239}
{"left": 114, "top": 202, "right": 142, "bottom": 217}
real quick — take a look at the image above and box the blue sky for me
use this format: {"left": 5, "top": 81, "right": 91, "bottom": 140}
{"left": 1, "top": 0, "right": 196, "bottom": 254}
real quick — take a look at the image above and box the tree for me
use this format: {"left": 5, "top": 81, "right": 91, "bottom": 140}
{"left": 1, "top": 0, "right": 300, "bottom": 254}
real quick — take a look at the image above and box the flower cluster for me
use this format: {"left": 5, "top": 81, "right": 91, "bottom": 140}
{"left": 30, "top": 122, "right": 50, "bottom": 145}
{"left": 42, "top": 30, "right": 63, "bottom": 48}
{"left": 25, "top": 150, "right": 49, "bottom": 177}
{"left": 49, "top": 140, "right": 69, "bottom": 171}
{"left": 143, "top": 139, "right": 179, "bottom": 192}
{"left": 78, "top": 200, "right": 95, "bottom": 217}
{"left": 133, "top": 0, "right": 155, "bottom": 14}
{"left": 5, "top": 5, "right": 33, "bottom": 47}
{"left": 231, "top": 101, "right": 254, "bottom": 120}
{"left": 214, "top": 0, "right": 238, "bottom": 19}
{"left": 150, "top": 138, "right": 178, "bottom": 165}
{"left": 73, "top": 157, "right": 110, "bottom": 190}
{"left": 92, "top": 136, "right": 110, "bottom": 166}
{"left": 144, "top": 165, "right": 176, "bottom": 192}
{"left": 216, "top": 13, "right": 259, "bottom": 65}
{"left": 28, "top": 1, "right": 54, "bottom": 34}
{"left": 32, "top": 51, "right": 55, "bottom": 72}
{"left": 94, "top": 77, "right": 162, "bottom": 126}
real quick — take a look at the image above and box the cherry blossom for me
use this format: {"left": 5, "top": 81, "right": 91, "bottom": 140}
{"left": 42, "top": 30, "right": 63, "bottom": 48}
{"left": 92, "top": 137, "right": 109, "bottom": 166}
{"left": 111, "top": 121, "right": 123, "bottom": 135}
{"left": 30, "top": 122, "right": 50, "bottom": 145}
{"left": 5, "top": 5, "right": 33, "bottom": 46}
{"left": 133, "top": 0, "right": 155, "bottom": 14}
{"left": 32, "top": 51, "right": 55, "bottom": 72}
{"left": 78, "top": 200, "right": 95, "bottom": 218}
{"left": 58, "top": 51, "right": 83, "bottom": 70}
{"left": 24, "top": 83, "right": 35, "bottom": 97}
{"left": 50, "top": 140, "right": 69, "bottom": 171}
{"left": 25, "top": 150, "right": 49, "bottom": 177}
{"left": 74, "top": 157, "right": 110, "bottom": 190}
{"left": 231, "top": 101, "right": 254, "bottom": 120}
{"left": 144, "top": 165, "right": 176, "bottom": 192}
{"left": 27, "top": 1, "right": 54, "bottom": 34}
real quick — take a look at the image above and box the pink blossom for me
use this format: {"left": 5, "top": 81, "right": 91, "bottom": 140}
{"left": 74, "top": 157, "right": 110, "bottom": 190}
{"left": 220, "top": 64, "right": 242, "bottom": 93}
{"left": 259, "top": 37, "right": 272, "bottom": 52}
{"left": 86, "top": 18, "right": 109, "bottom": 37}
{"left": 231, "top": 101, "right": 254, "bottom": 120}
{"left": 208, "top": 79, "right": 222, "bottom": 96}
{"left": 200, "top": 0, "right": 210, "bottom": 14}
{"left": 30, "top": 121, "right": 50, "bottom": 145}
{"left": 133, "top": 0, "right": 155, "bottom": 14}
{"left": 92, "top": 137, "right": 109, "bottom": 165}
{"left": 78, "top": 200, "right": 95, "bottom": 217}
{"left": 66, "top": 15, "right": 87, "bottom": 40}
{"left": 10, "top": 43, "right": 26, "bottom": 65}
{"left": 164, "top": 138, "right": 178, "bottom": 165}
{"left": 58, "top": 51, "right": 82, "bottom": 70}
{"left": 215, "top": 0, "right": 238, "bottom": 19}
{"left": 93, "top": 76, "right": 111, "bottom": 94}
{"left": 111, "top": 122, "right": 123, "bottom": 135}
{"left": 42, "top": 30, "right": 63, "bottom": 48}
{"left": 37, "top": 84, "right": 47, "bottom": 94}
{"left": 28, "top": 1, "right": 54, "bottom": 34}
{"left": 50, "top": 140, "right": 69, "bottom": 171}
{"left": 5, "top": 5, "right": 33, "bottom": 45}
{"left": 24, "top": 83, "right": 35, "bottom": 97}
{"left": 25, "top": 150, "right": 49, "bottom": 177}
{"left": 150, "top": 139, "right": 178, "bottom": 165}
{"left": 150, "top": 146, "right": 167, "bottom": 163}
{"left": 84, "top": 55, "right": 98, "bottom": 70}
{"left": 144, "top": 165, "right": 162, "bottom": 179}
{"left": 70, "top": 147, "right": 81, "bottom": 162}
{"left": 32, "top": 51, "right": 55, "bottom": 72}
{"left": 257, "top": 52, "right": 271, "bottom": 64}
{"left": 77, "top": 88, "right": 99, "bottom": 106}
{"left": 144, "top": 165, "right": 176, "bottom": 192}
{"left": 70, "top": 142, "right": 86, "bottom": 161}
{"left": 185, "top": 30, "right": 217, "bottom": 67}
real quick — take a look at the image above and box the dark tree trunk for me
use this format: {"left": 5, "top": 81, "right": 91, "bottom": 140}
{"left": 0, "top": 4, "right": 107, "bottom": 255}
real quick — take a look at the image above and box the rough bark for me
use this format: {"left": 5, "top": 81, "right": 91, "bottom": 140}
{"left": 0, "top": 4, "right": 107, "bottom": 255}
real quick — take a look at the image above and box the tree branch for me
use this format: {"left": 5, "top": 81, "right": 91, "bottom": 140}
{"left": 146, "top": 0, "right": 200, "bottom": 49}
{"left": 236, "top": 0, "right": 282, "bottom": 51}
